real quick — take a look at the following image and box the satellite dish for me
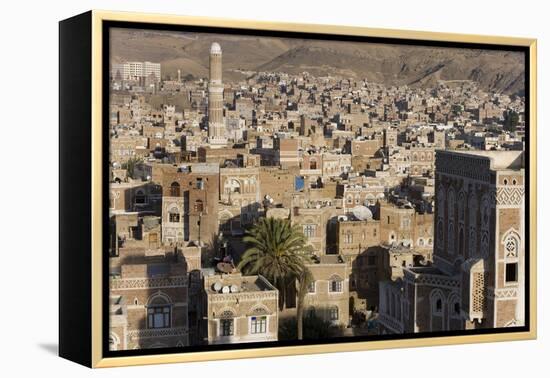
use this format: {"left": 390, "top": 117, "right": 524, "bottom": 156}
{"left": 213, "top": 282, "right": 222, "bottom": 292}
{"left": 230, "top": 285, "right": 239, "bottom": 293}
{"left": 352, "top": 206, "right": 373, "bottom": 221}
{"left": 222, "top": 286, "right": 230, "bottom": 294}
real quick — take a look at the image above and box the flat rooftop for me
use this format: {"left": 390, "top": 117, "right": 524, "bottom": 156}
{"left": 440, "top": 150, "right": 524, "bottom": 170}
{"left": 205, "top": 273, "right": 276, "bottom": 294}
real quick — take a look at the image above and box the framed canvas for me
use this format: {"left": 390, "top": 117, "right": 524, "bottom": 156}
{"left": 59, "top": 10, "right": 537, "bottom": 368}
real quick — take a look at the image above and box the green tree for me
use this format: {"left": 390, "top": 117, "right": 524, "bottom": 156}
{"left": 503, "top": 110, "right": 520, "bottom": 132}
{"left": 238, "top": 217, "right": 313, "bottom": 339}
{"left": 124, "top": 157, "right": 142, "bottom": 179}
{"left": 278, "top": 314, "right": 336, "bottom": 341}
{"left": 296, "top": 268, "right": 314, "bottom": 340}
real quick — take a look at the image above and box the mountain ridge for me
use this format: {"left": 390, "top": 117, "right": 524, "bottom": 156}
{"left": 110, "top": 29, "right": 525, "bottom": 94}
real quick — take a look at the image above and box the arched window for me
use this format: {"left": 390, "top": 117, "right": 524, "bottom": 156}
{"left": 329, "top": 306, "right": 339, "bottom": 321}
{"left": 345, "top": 231, "right": 353, "bottom": 244}
{"left": 503, "top": 232, "right": 520, "bottom": 283}
{"left": 220, "top": 310, "right": 234, "bottom": 336}
{"left": 135, "top": 189, "right": 146, "bottom": 204}
{"left": 170, "top": 182, "right": 180, "bottom": 197}
{"left": 437, "top": 185, "right": 446, "bottom": 220}
{"left": 310, "top": 159, "right": 317, "bottom": 170}
{"left": 504, "top": 234, "right": 519, "bottom": 258}
{"left": 480, "top": 231, "right": 489, "bottom": 257}
{"left": 458, "top": 227, "right": 464, "bottom": 256}
{"left": 468, "top": 193, "right": 478, "bottom": 256}
{"left": 168, "top": 206, "right": 180, "bottom": 223}
{"left": 194, "top": 199, "right": 204, "bottom": 213}
{"left": 469, "top": 193, "right": 478, "bottom": 226}
{"left": 329, "top": 275, "right": 343, "bottom": 293}
{"left": 452, "top": 301, "right": 461, "bottom": 317}
{"left": 458, "top": 191, "right": 466, "bottom": 222}
{"left": 448, "top": 220, "right": 455, "bottom": 255}
{"left": 430, "top": 290, "right": 444, "bottom": 316}
{"left": 447, "top": 188, "right": 455, "bottom": 221}
{"left": 109, "top": 333, "right": 120, "bottom": 351}
{"left": 437, "top": 218, "right": 444, "bottom": 251}
{"left": 303, "top": 224, "right": 316, "bottom": 238}
{"left": 147, "top": 294, "right": 171, "bottom": 329}
{"left": 481, "top": 195, "right": 491, "bottom": 229}
{"left": 225, "top": 179, "right": 241, "bottom": 194}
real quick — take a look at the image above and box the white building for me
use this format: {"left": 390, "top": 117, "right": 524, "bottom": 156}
{"left": 111, "top": 61, "right": 161, "bottom": 83}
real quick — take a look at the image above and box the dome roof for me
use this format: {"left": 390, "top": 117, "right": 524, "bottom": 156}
{"left": 210, "top": 42, "right": 222, "bottom": 54}
{"left": 351, "top": 206, "right": 373, "bottom": 221}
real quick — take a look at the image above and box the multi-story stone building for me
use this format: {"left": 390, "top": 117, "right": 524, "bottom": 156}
{"left": 304, "top": 255, "right": 350, "bottom": 327}
{"left": 378, "top": 150, "right": 525, "bottom": 334}
{"left": 160, "top": 163, "right": 219, "bottom": 245}
{"left": 379, "top": 200, "right": 434, "bottom": 254}
{"left": 204, "top": 273, "right": 279, "bottom": 344}
{"left": 219, "top": 166, "right": 261, "bottom": 235}
{"left": 109, "top": 247, "right": 189, "bottom": 350}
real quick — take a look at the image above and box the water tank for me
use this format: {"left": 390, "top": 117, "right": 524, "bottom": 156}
{"left": 352, "top": 206, "right": 373, "bottom": 221}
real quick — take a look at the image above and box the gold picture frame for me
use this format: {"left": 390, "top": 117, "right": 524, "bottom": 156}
{"left": 59, "top": 10, "right": 537, "bottom": 368}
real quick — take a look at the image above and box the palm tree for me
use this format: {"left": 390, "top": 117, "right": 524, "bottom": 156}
{"left": 296, "top": 267, "right": 314, "bottom": 340}
{"left": 238, "top": 217, "right": 310, "bottom": 312}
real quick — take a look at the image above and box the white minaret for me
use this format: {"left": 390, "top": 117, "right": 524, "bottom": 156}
{"left": 208, "top": 42, "right": 227, "bottom": 147}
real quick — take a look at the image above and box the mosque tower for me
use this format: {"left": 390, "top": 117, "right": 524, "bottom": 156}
{"left": 207, "top": 42, "right": 227, "bottom": 147}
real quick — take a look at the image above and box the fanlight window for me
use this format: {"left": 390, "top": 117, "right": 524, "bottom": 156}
{"left": 303, "top": 224, "right": 316, "bottom": 238}
{"left": 147, "top": 296, "right": 171, "bottom": 329}
{"left": 225, "top": 179, "right": 241, "bottom": 194}
{"left": 170, "top": 182, "right": 180, "bottom": 197}
{"left": 169, "top": 207, "right": 180, "bottom": 223}
{"left": 194, "top": 199, "right": 204, "bottom": 213}
{"left": 430, "top": 290, "right": 445, "bottom": 318}
{"left": 505, "top": 235, "right": 519, "bottom": 258}
{"left": 135, "top": 190, "right": 146, "bottom": 204}
{"left": 220, "top": 310, "right": 234, "bottom": 336}
{"left": 329, "top": 275, "right": 343, "bottom": 293}
{"left": 345, "top": 232, "right": 353, "bottom": 244}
